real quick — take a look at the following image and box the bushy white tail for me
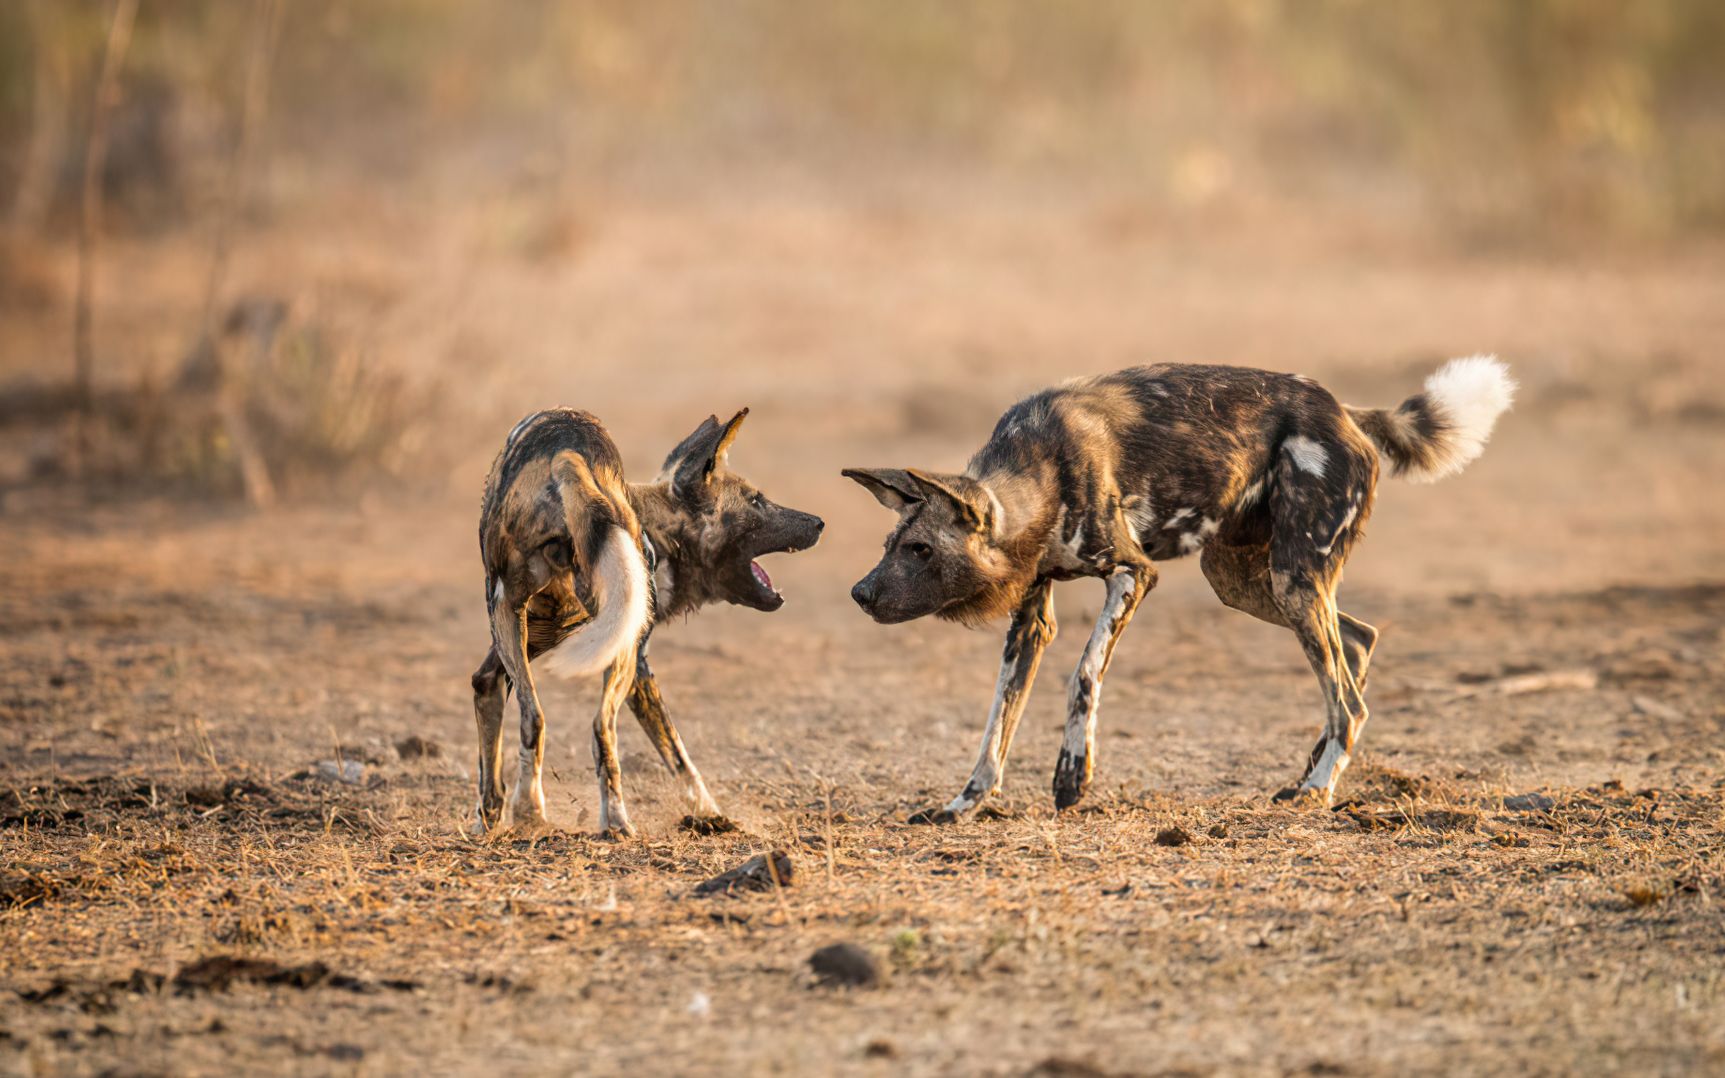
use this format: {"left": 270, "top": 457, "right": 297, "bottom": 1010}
{"left": 538, "top": 527, "right": 651, "bottom": 678}
{"left": 1346, "top": 355, "right": 1516, "bottom": 483}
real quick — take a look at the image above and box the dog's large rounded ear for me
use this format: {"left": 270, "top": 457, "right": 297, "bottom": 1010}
{"left": 666, "top": 408, "right": 749, "bottom": 499}
{"left": 907, "top": 468, "right": 997, "bottom": 536}
{"left": 841, "top": 467, "right": 923, "bottom": 513}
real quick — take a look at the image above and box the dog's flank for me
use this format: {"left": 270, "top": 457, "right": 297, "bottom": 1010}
{"left": 847, "top": 356, "right": 1513, "bottom": 817}
{"left": 472, "top": 407, "right": 822, "bottom": 837}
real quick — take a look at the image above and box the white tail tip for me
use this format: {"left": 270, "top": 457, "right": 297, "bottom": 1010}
{"left": 1418, "top": 354, "right": 1516, "bottom": 482}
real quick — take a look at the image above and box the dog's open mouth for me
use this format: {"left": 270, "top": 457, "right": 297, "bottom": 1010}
{"left": 737, "top": 554, "right": 785, "bottom": 610}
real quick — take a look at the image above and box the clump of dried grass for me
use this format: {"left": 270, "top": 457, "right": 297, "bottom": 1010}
{"left": 6, "top": 298, "right": 429, "bottom": 501}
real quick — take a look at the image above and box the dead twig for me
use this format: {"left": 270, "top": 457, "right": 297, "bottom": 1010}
{"left": 71, "top": 0, "right": 139, "bottom": 477}
{"left": 196, "top": 0, "right": 284, "bottom": 508}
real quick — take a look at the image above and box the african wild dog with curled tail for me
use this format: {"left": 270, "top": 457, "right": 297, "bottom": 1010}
{"left": 846, "top": 357, "right": 1514, "bottom": 819}
{"left": 473, "top": 408, "right": 822, "bottom": 837}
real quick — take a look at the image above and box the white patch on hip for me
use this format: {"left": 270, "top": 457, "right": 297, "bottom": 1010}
{"left": 1284, "top": 436, "right": 1328, "bottom": 477}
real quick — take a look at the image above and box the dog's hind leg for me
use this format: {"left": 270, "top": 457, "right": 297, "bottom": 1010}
{"left": 591, "top": 647, "right": 639, "bottom": 838}
{"left": 1201, "top": 542, "right": 1378, "bottom": 691}
{"left": 489, "top": 590, "right": 554, "bottom": 831}
{"left": 1053, "top": 564, "right": 1156, "bottom": 811}
{"left": 1261, "top": 452, "right": 1375, "bottom": 805}
{"left": 914, "top": 578, "right": 1057, "bottom": 824}
{"left": 627, "top": 637, "right": 726, "bottom": 823}
{"left": 1269, "top": 569, "right": 1368, "bottom": 806}
{"left": 470, "top": 645, "right": 510, "bottom": 833}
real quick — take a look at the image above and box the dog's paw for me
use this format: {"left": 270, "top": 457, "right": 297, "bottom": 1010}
{"left": 1271, "top": 785, "right": 1328, "bottom": 808}
{"left": 1052, "top": 750, "right": 1089, "bottom": 811}
{"left": 679, "top": 814, "right": 740, "bottom": 836}
{"left": 906, "top": 806, "right": 959, "bottom": 826}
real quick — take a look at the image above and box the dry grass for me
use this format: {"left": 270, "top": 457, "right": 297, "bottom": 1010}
{"left": 3, "top": 162, "right": 1725, "bottom": 1074}
{"left": 3, "top": 754, "right": 1722, "bottom": 1075}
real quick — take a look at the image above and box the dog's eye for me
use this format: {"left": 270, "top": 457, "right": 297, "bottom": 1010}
{"left": 749, "top": 492, "right": 767, "bottom": 509}
{"left": 906, "top": 541, "right": 933, "bottom": 561}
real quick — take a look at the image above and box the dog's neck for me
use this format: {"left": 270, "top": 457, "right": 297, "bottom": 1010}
{"left": 976, "top": 467, "right": 1058, "bottom": 545}
{"left": 627, "top": 482, "right": 710, "bottom": 621}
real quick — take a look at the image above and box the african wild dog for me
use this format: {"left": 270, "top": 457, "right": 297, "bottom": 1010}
{"left": 472, "top": 408, "right": 822, "bottom": 837}
{"left": 846, "top": 357, "right": 1514, "bottom": 819}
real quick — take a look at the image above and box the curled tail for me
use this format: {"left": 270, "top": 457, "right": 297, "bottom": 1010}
{"left": 1345, "top": 355, "right": 1516, "bottom": 483}
{"left": 539, "top": 453, "right": 652, "bottom": 678}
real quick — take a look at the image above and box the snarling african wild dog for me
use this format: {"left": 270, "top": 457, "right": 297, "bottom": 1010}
{"left": 846, "top": 357, "right": 1514, "bottom": 818}
{"left": 472, "top": 408, "right": 822, "bottom": 837}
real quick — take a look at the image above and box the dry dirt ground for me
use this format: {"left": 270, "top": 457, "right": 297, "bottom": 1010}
{"left": 3, "top": 185, "right": 1725, "bottom": 1075}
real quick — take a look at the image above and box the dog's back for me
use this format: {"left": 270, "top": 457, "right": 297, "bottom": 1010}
{"left": 971, "top": 364, "right": 1377, "bottom": 568}
{"left": 479, "top": 409, "right": 651, "bottom": 677}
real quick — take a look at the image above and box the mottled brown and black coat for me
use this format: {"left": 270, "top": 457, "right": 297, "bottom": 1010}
{"left": 847, "top": 357, "right": 1514, "bottom": 817}
{"left": 472, "top": 407, "right": 822, "bottom": 836}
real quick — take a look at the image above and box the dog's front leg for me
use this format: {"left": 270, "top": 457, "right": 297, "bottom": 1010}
{"left": 912, "top": 579, "right": 1056, "bottom": 824}
{"left": 591, "top": 647, "right": 639, "bottom": 838}
{"left": 1053, "top": 565, "right": 1154, "bottom": 811}
{"left": 627, "top": 640, "right": 728, "bottom": 824}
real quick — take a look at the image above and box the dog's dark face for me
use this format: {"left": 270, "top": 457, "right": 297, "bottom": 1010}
{"left": 659, "top": 411, "right": 824, "bottom": 613}
{"left": 844, "top": 468, "right": 1023, "bottom": 626}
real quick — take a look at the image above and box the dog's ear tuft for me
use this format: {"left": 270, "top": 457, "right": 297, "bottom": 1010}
{"left": 711, "top": 408, "right": 748, "bottom": 470}
{"left": 907, "top": 469, "right": 996, "bottom": 536}
{"left": 841, "top": 467, "right": 923, "bottom": 513}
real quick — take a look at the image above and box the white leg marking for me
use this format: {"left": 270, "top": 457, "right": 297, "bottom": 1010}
{"left": 510, "top": 753, "right": 546, "bottom": 824}
{"left": 1063, "top": 570, "right": 1138, "bottom": 774}
{"left": 944, "top": 657, "right": 1018, "bottom": 816}
{"left": 1300, "top": 739, "right": 1351, "bottom": 795}
{"left": 1314, "top": 497, "right": 1361, "bottom": 556}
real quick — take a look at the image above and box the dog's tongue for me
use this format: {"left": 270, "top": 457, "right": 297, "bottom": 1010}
{"left": 750, "top": 561, "right": 773, "bottom": 589}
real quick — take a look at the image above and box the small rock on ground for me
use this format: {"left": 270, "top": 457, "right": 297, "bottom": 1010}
{"left": 1504, "top": 792, "right": 1556, "bottom": 812}
{"left": 809, "top": 943, "right": 880, "bottom": 988}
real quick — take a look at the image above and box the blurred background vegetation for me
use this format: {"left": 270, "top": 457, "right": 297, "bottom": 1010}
{"left": 2, "top": 1, "right": 1723, "bottom": 501}
{"left": 4, "top": 0, "right": 1725, "bottom": 243}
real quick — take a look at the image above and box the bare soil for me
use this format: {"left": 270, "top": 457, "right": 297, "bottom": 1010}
{"left": 3, "top": 186, "right": 1724, "bottom": 1075}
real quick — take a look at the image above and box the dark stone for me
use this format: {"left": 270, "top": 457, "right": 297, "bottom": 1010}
{"left": 395, "top": 736, "right": 443, "bottom": 760}
{"left": 809, "top": 943, "right": 880, "bottom": 988}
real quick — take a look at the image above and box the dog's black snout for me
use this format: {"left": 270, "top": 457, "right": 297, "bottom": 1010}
{"left": 851, "top": 579, "right": 877, "bottom": 610}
